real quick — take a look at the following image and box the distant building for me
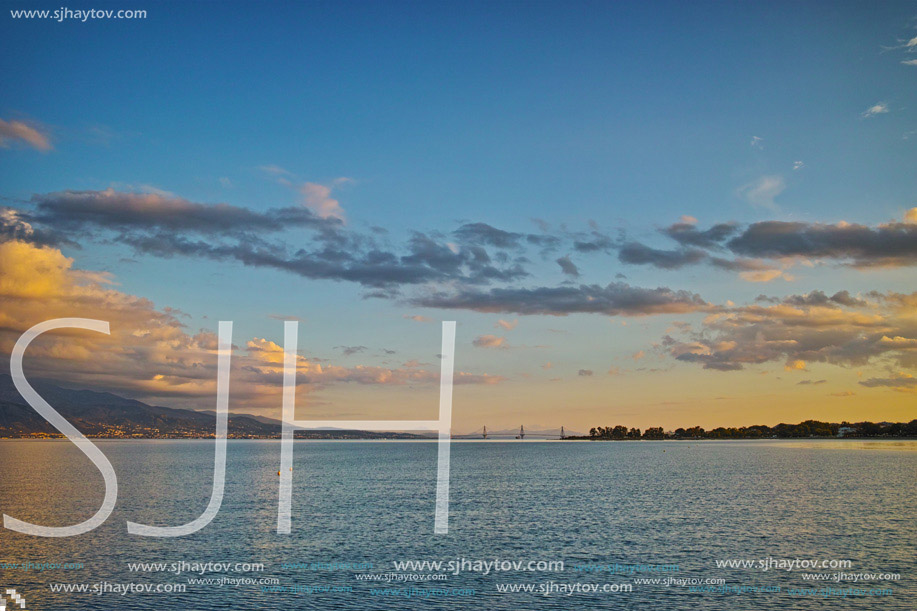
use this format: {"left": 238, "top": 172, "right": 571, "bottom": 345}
{"left": 837, "top": 426, "right": 856, "bottom": 438}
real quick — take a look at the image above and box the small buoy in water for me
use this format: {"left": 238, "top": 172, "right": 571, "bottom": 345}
{"left": 277, "top": 471, "right": 281, "bottom": 476}
{"left": 290, "top": 467, "right": 293, "bottom": 471}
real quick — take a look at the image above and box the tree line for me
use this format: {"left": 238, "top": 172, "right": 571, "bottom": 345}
{"left": 577, "top": 419, "right": 917, "bottom": 440}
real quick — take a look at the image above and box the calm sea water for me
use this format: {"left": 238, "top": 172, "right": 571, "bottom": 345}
{"left": 0, "top": 440, "right": 914, "bottom": 610}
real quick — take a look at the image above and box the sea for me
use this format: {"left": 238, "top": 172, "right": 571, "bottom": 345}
{"left": 0, "top": 439, "right": 914, "bottom": 609}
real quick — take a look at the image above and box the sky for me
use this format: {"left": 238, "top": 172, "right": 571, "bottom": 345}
{"left": 1, "top": 0, "right": 916, "bottom": 432}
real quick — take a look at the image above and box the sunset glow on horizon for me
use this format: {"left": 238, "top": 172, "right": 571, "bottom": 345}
{"left": 2, "top": 1, "right": 916, "bottom": 432}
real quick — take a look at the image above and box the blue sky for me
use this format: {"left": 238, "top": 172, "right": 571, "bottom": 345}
{"left": 1, "top": 1, "right": 916, "bottom": 430}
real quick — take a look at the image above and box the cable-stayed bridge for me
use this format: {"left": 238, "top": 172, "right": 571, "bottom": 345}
{"left": 452, "top": 426, "right": 580, "bottom": 439}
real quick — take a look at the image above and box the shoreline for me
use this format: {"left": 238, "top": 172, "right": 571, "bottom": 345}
{"left": 2, "top": 436, "right": 915, "bottom": 442}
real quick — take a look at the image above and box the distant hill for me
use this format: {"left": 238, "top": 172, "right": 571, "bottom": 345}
{"left": 0, "top": 375, "right": 427, "bottom": 439}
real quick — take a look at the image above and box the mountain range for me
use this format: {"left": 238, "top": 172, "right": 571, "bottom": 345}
{"left": 0, "top": 375, "right": 427, "bottom": 439}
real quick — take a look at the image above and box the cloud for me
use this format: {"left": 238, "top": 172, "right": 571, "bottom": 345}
{"left": 268, "top": 313, "right": 304, "bottom": 321}
{"left": 663, "top": 221, "right": 739, "bottom": 248}
{"left": 0, "top": 239, "right": 227, "bottom": 403}
{"left": 300, "top": 181, "right": 348, "bottom": 221}
{"left": 750, "top": 136, "right": 763, "bottom": 149}
{"left": 526, "top": 232, "right": 562, "bottom": 255}
{"left": 617, "top": 224, "right": 789, "bottom": 279}
{"left": 259, "top": 165, "right": 293, "bottom": 176}
{"left": 572, "top": 230, "right": 615, "bottom": 253}
{"left": 495, "top": 319, "right": 518, "bottom": 330}
{"left": 23, "top": 189, "right": 533, "bottom": 290}
{"left": 793, "top": 161, "right": 805, "bottom": 171}
{"left": 618, "top": 243, "right": 707, "bottom": 269}
{"left": 859, "top": 373, "right": 917, "bottom": 393}
{"left": 779, "top": 289, "right": 867, "bottom": 308}
{"left": 632, "top": 350, "right": 645, "bottom": 361}
{"left": 738, "top": 175, "right": 785, "bottom": 210}
{"left": 628, "top": 209, "right": 917, "bottom": 272}
{"left": 32, "top": 188, "right": 333, "bottom": 235}
{"left": 738, "top": 269, "right": 788, "bottom": 283}
{"left": 247, "top": 337, "right": 505, "bottom": 387}
{"left": 0, "top": 238, "right": 506, "bottom": 408}
{"left": 861, "top": 102, "right": 889, "bottom": 119}
{"left": 24, "top": 186, "right": 917, "bottom": 314}
{"left": 727, "top": 215, "right": 917, "bottom": 267}
{"left": 335, "top": 345, "right": 367, "bottom": 356}
{"left": 862, "top": 102, "right": 889, "bottom": 118}
{"left": 404, "top": 314, "right": 432, "bottom": 323}
{"left": 413, "top": 282, "right": 708, "bottom": 317}
{"left": 666, "top": 290, "right": 917, "bottom": 372}
{"left": 577, "top": 369, "right": 594, "bottom": 376}
{"left": 555, "top": 255, "right": 580, "bottom": 277}
{"left": 472, "top": 334, "right": 507, "bottom": 349}
{"left": 454, "top": 223, "right": 523, "bottom": 249}
{"left": 0, "top": 118, "right": 52, "bottom": 151}
{"left": 107, "top": 183, "right": 177, "bottom": 198}
{"left": 0, "top": 207, "right": 70, "bottom": 248}
{"left": 902, "top": 59, "right": 917, "bottom": 66}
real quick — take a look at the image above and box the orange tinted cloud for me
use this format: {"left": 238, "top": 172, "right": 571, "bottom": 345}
{"left": 0, "top": 118, "right": 52, "bottom": 151}
{"left": 473, "top": 334, "right": 507, "bottom": 349}
{"left": 300, "top": 181, "right": 347, "bottom": 221}
{"left": 668, "top": 290, "right": 917, "bottom": 373}
{"left": 0, "top": 239, "right": 505, "bottom": 409}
